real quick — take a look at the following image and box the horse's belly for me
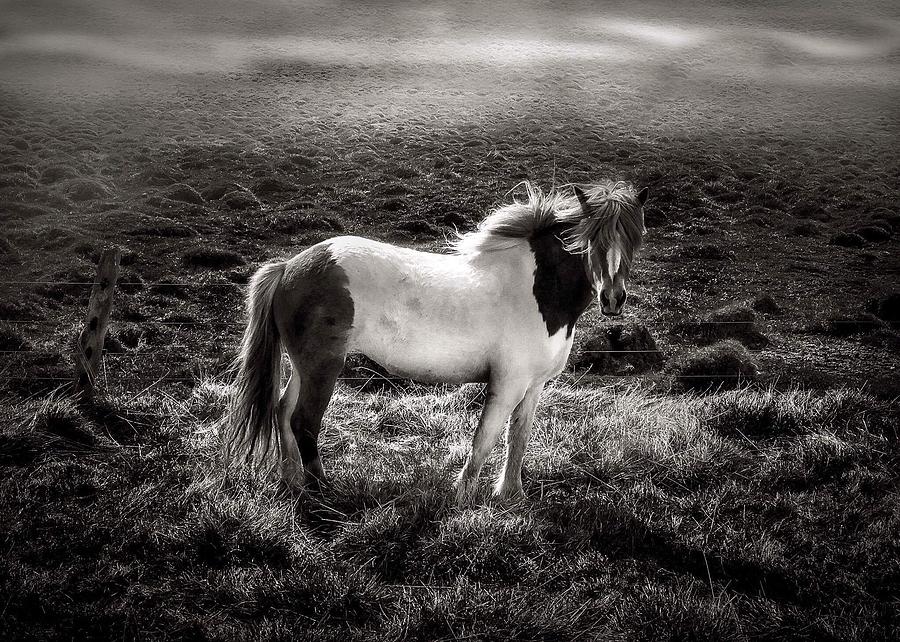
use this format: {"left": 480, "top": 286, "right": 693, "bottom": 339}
{"left": 343, "top": 287, "right": 494, "bottom": 380}
{"left": 353, "top": 329, "right": 490, "bottom": 384}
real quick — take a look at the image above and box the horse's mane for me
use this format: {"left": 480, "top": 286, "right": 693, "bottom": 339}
{"left": 452, "top": 180, "right": 645, "bottom": 281}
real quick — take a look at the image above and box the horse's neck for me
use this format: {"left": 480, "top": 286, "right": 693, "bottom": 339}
{"left": 528, "top": 223, "right": 595, "bottom": 337}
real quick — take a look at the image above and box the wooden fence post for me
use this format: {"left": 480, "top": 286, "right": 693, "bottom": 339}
{"left": 73, "top": 248, "right": 121, "bottom": 400}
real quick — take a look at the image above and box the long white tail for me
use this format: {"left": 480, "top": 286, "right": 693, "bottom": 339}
{"left": 224, "top": 261, "right": 286, "bottom": 465}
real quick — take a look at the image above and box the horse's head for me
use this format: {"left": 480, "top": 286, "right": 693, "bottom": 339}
{"left": 572, "top": 183, "right": 648, "bottom": 317}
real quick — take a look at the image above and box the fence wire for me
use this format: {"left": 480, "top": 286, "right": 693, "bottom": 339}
{"left": 0, "top": 278, "right": 893, "bottom": 389}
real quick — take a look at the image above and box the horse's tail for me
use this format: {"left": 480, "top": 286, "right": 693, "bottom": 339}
{"left": 224, "top": 260, "right": 286, "bottom": 467}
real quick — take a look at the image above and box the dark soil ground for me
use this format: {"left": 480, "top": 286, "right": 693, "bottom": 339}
{"left": 1, "top": 1, "right": 899, "bottom": 640}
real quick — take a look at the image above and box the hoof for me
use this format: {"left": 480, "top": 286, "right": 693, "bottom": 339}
{"left": 280, "top": 474, "right": 306, "bottom": 494}
{"left": 454, "top": 477, "right": 478, "bottom": 507}
{"left": 305, "top": 474, "right": 327, "bottom": 494}
{"left": 304, "top": 458, "right": 326, "bottom": 493}
{"left": 281, "top": 462, "right": 305, "bottom": 492}
{"left": 493, "top": 484, "right": 525, "bottom": 505}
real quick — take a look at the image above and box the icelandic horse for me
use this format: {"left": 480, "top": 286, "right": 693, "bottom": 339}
{"left": 225, "top": 181, "right": 647, "bottom": 504}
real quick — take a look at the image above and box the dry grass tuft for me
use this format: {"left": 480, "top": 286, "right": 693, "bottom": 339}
{"left": 30, "top": 396, "right": 102, "bottom": 448}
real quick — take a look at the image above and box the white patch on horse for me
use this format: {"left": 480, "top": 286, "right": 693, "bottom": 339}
{"left": 329, "top": 236, "right": 522, "bottom": 383}
{"left": 541, "top": 325, "right": 576, "bottom": 378}
{"left": 606, "top": 239, "right": 621, "bottom": 277}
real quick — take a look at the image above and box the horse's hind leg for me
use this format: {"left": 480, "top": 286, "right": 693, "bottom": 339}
{"left": 276, "top": 371, "right": 303, "bottom": 490}
{"left": 291, "top": 354, "right": 345, "bottom": 491}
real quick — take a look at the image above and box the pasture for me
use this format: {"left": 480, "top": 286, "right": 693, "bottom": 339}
{"left": 1, "top": 1, "right": 899, "bottom": 639}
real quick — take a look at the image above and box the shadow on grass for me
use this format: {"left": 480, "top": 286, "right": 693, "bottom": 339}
{"left": 541, "top": 496, "right": 802, "bottom": 604}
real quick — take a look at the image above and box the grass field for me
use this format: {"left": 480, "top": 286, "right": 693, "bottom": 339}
{"left": 2, "top": 382, "right": 899, "bottom": 639}
{"left": 2, "top": 1, "right": 899, "bottom": 639}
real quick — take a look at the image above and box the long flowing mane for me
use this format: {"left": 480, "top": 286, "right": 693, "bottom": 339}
{"left": 453, "top": 180, "right": 645, "bottom": 282}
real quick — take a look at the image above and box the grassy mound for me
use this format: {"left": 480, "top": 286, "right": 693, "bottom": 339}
{"left": 674, "top": 303, "right": 769, "bottom": 348}
{"left": 750, "top": 293, "right": 783, "bottom": 315}
{"left": 791, "top": 220, "right": 826, "bottom": 236}
{"left": 854, "top": 224, "right": 891, "bottom": 242}
{"left": 1, "top": 201, "right": 54, "bottom": 221}
{"left": 62, "top": 177, "right": 111, "bottom": 201}
{"left": 125, "top": 215, "right": 196, "bottom": 238}
{"left": 829, "top": 231, "right": 865, "bottom": 248}
{"left": 821, "top": 312, "right": 888, "bottom": 337}
{"left": 871, "top": 292, "right": 900, "bottom": 327}
{"left": 163, "top": 183, "right": 205, "bottom": 205}
{"left": 223, "top": 188, "right": 261, "bottom": 209}
{"left": 0, "top": 396, "right": 115, "bottom": 466}
{"left": 252, "top": 176, "right": 296, "bottom": 196}
{"left": 39, "top": 163, "right": 80, "bottom": 184}
{"left": 573, "top": 322, "right": 664, "bottom": 374}
{"left": 671, "top": 339, "right": 759, "bottom": 390}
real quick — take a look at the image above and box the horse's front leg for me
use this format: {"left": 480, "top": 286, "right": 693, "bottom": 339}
{"left": 495, "top": 381, "right": 545, "bottom": 502}
{"left": 456, "top": 378, "right": 529, "bottom": 506}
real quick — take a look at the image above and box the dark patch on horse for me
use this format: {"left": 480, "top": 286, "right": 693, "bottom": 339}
{"left": 274, "top": 242, "right": 354, "bottom": 351}
{"left": 529, "top": 223, "right": 594, "bottom": 337}
{"left": 292, "top": 360, "right": 343, "bottom": 487}
{"left": 273, "top": 242, "right": 354, "bottom": 480}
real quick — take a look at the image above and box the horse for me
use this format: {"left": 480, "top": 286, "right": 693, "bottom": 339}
{"left": 224, "top": 180, "right": 648, "bottom": 504}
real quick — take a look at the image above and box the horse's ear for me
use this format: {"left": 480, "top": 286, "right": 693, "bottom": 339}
{"left": 637, "top": 187, "right": 649, "bottom": 206}
{"left": 573, "top": 185, "right": 590, "bottom": 213}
